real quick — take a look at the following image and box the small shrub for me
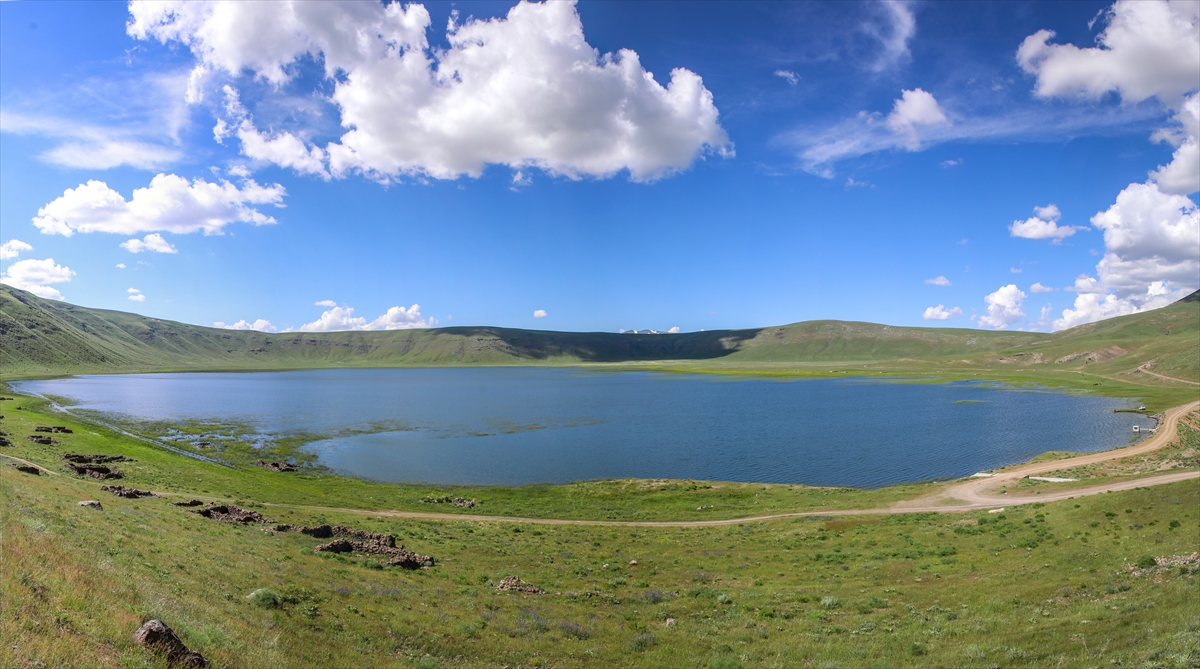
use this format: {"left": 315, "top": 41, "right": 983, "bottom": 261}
{"left": 558, "top": 620, "right": 592, "bottom": 640}
{"left": 642, "top": 589, "right": 666, "bottom": 604}
{"left": 910, "top": 642, "right": 926, "bottom": 656}
{"left": 1169, "top": 520, "right": 1181, "bottom": 530}
{"left": 629, "top": 632, "right": 656, "bottom": 651}
{"left": 717, "top": 593, "right": 733, "bottom": 605}
{"left": 246, "top": 588, "right": 281, "bottom": 608}
{"left": 1136, "top": 555, "right": 1158, "bottom": 569}
{"left": 820, "top": 596, "right": 839, "bottom": 609}
{"left": 708, "top": 658, "right": 742, "bottom": 669}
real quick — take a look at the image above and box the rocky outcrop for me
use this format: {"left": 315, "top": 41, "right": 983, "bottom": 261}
{"left": 78, "top": 500, "right": 103, "bottom": 510}
{"left": 313, "top": 538, "right": 435, "bottom": 569}
{"left": 255, "top": 460, "right": 298, "bottom": 472}
{"left": 63, "top": 463, "right": 124, "bottom": 480}
{"left": 192, "top": 503, "right": 269, "bottom": 524}
{"left": 9, "top": 463, "right": 39, "bottom": 475}
{"left": 35, "top": 426, "right": 73, "bottom": 433}
{"left": 61, "top": 453, "right": 132, "bottom": 464}
{"left": 496, "top": 576, "right": 544, "bottom": 594}
{"left": 27, "top": 435, "right": 56, "bottom": 445}
{"left": 132, "top": 619, "right": 208, "bottom": 668}
{"left": 0, "top": 438, "right": 11, "bottom": 447}
{"left": 420, "top": 495, "right": 478, "bottom": 508}
{"left": 172, "top": 499, "right": 205, "bottom": 507}
{"left": 100, "top": 485, "right": 155, "bottom": 499}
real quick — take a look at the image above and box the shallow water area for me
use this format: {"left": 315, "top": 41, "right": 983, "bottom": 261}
{"left": 14, "top": 368, "right": 1151, "bottom": 487}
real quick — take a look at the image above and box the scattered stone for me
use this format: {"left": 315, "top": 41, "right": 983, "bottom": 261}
{"left": 34, "top": 426, "right": 73, "bottom": 434}
{"left": 664, "top": 618, "right": 677, "bottom": 627}
{"left": 63, "top": 462, "right": 124, "bottom": 480}
{"left": 496, "top": 576, "right": 545, "bottom": 594}
{"left": 172, "top": 499, "right": 205, "bottom": 507}
{"left": 192, "top": 503, "right": 269, "bottom": 524}
{"left": 255, "top": 459, "right": 298, "bottom": 472}
{"left": 311, "top": 533, "right": 435, "bottom": 570}
{"left": 0, "top": 397, "right": 14, "bottom": 401}
{"left": 0, "top": 438, "right": 11, "bottom": 447}
{"left": 1126, "top": 552, "right": 1200, "bottom": 578}
{"left": 61, "top": 453, "right": 132, "bottom": 464}
{"left": 9, "top": 463, "right": 40, "bottom": 475}
{"left": 275, "top": 523, "right": 394, "bottom": 543}
{"left": 78, "top": 500, "right": 103, "bottom": 510}
{"left": 27, "top": 435, "right": 56, "bottom": 445}
{"left": 194, "top": 442, "right": 212, "bottom": 448}
{"left": 420, "top": 495, "right": 478, "bottom": 508}
{"left": 132, "top": 619, "right": 208, "bottom": 668}
{"left": 100, "top": 485, "right": 155, "bottom": 499}
{"left": 630, "top": 560, "right": 638, "bottom": 566}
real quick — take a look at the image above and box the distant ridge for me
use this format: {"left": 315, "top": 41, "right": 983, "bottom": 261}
{"left": 1, "top": 284, "right": 1196, "bottom": 381}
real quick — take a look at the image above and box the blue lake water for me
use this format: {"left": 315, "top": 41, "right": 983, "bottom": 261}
{"left": 14, "top": 368, "right": 1150, "bottom": 488}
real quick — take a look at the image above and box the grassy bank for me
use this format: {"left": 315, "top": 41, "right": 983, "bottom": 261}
{"left": 3, "top": 390, "right": 1199, "bottom": 668}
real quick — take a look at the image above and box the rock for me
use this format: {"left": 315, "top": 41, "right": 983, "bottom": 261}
{"left": 0, "top": 438, "right": 11, "bottom": 447}
{"left": 420, "top": 495, "right": 478, "bottom": 508}
{"left": 630, "top": 560, "right": 638, "bottom": 566}
{"left": 192, "top": 504, "right": 269, "bottom": 524}
{"left": 63, "top": 463, "right": 124, "bottom": 480}
{"left": 61, "top": 453, "right": 131, "bottom": 464}
{"left": 496, "top": 576, "right": 545, "bottom": 594}
{"left": 665, "top": 618, "right": 677, "bottom": 627}
{"left": 34, "top": 426, "right": 73, "bottom": 434}
{"left": 27, "top": 435, "right": 56, "bottom": 445}
{"left": 172, "top": 499, "right": 205, "bottom": 507}
{"left": 9, "top": 463, "right": 40, "bottom": 475}
{"left": 256, "top": 459, "right": 298, "bottom": 472}
{"left": 100, "top": 485, "right": 155, "bottom": 499}
{"left": 312, "top": 535, "right": 435, "bottom": 569}
{"left": 78, "top": 500, "right": 103, "bottom": 510}
{"left": 132, "top": 620, "right": 208, "bottom": 668}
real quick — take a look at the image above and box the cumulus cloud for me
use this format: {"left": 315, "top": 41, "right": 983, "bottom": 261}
{"left": 1009, "top": 204, "right": 1085, "bottom": 243}
{"left": 0, "top": 239, "right": 33, "bottom": 260}
{"left": 130, "top": 0, "right": 730, "bottom": 182}
{"left": 217, "top": 87, "right": 330, "bottom": 178}
{"left": 1149, "top": 94, "right": 1200, "bottom": 195}
{"left": 116, "top": 263, "right": 127, "bottom": 269}
{"left": 533, "top": 309, "right": 548, "bottom": 319}
{"left": 667, "top": 326, "right": 680, "bottom": 333}
{"left": 314, "top": 300, "right": 337, "bottom": 308}
{"left": 885, "top": 88, "right": 948, "bottom": 148}
{"left": 0, "top": 258, "right": 75, "bottom": 300}
{"left": 294, "top": 304, "right": 435, "bottom": 332}
{"left": 924, "top": 275, "right": 951, "bottom": 286}
{"left": 1017, "top": 1, "right": 1200, "bottom": 107}
{"left": 127, "top": 287, "right": 147, "bottom": 302}
{"left": 215, "top": 318, "right": 277, "bottom": 332}
{"left": 1030, "top": 282, "right": 1054, "bottom": 293}
{"left": 922, "top": 304, "right": 963, "bottom": 321}
{"left": 32, "top": 174, "right": 285, "bottom": 237}
{"left": 120, "top": 233, "right": 178, "bottom": 254}
{"left": 975, "top": 284, "right": 1026, "bottom": 329}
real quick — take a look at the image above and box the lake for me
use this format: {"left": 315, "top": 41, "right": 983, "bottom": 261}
{"left": 14, "top": 368, "right": 1150, "bottom": 488}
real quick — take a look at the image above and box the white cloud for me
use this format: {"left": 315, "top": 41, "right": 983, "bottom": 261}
{"left": 218, "top": 87, "right": 330, "bottom": 178}
{"left": 975, "top": 284, "right": 1026, "bottom": 329}
{"left": 120, "top": 233, "right": 178, "bottom": 254}
{"left": 533, "top": 309, "right": 548, "bottom": 319}
{"left": 0, "top": 239, "right": 33, "bottom": 260}
{"left": 33, "top": 174, "right": 285, "bottom": 237}
{"left": 924, "top": 275, "right": 951, "bottom": 286}
{"left": 922, "top": 304, "right": 963, "bottom": 320}
{"left": 1017, "top": 1, "right": 1200, "bottom": 107}
{"left": 1149, "top": 94, "right": 1200, "bottom": 195}
{"left": 1030, "top": 282, "right": 1054, "bottom": 293}
{"left": 130, "top": 0, "right": 730, "bottom": 182}
{"left": 667, "top": 326, "right": 680, "bottom": 333}
{"left": 1009, "top": 203, "right": 1085, "bottom": 243}
{"left": 314, "top": 300, "right": 337, "bottom": 308}
{"left": 215, "top": 318, "right": 277, "bottom": 332}
{"left": 116, "top": 263, "right": 127, "bottom": 269}
{"left": 127, "top": 287, "right": 141, "bottom": 294}
{"left": 1010, "top": 267, "right": 1023, "bottom": 274}
{"left": 0, "top": 258, "right": 75, "bottom": 300}
{"left": 844, "top": 177, "right": 873, "bottom": 189}
{"left": 939, "top": 158, "right": 962, "bottom": 168}
{"left": 128, "top": 293, "right": 147, "bottom": 302}
{"left": 294, "top": 304, "right": 435, "bottom": 332}
{"left": 863, "top": 0, "right": 916, "bottom": 72}
{"left": 775, "top": 69, "right": 799, "bottom": 85}
{"left": 885, "top": 88, "right": 948, "bottom": 148}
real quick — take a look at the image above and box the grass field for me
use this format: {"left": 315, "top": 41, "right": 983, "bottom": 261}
{"left": 3, "top": 391, "right": 1198, "bottom": 668}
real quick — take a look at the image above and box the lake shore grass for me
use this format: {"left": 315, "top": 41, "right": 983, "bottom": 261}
{"left": 3, "top": 385, "right": 1198, "bottom": 668}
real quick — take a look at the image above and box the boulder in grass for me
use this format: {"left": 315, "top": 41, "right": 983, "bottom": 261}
{"left": 246, "top": 588, "right": 282, "bottom": 608}
{"left": 78, "top": 500, "right": 103, "bottom": 510}
{"left": 9, "top": 463, "right": 40, "bottom": 475}
{"left": 132, "top": 619, "right": 208, "bottom": 668}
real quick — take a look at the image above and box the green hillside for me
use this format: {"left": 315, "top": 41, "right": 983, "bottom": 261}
{"left": 2, "top": 284, "right": 1197, "bottom": 385}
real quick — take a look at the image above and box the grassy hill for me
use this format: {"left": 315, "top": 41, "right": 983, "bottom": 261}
{"left": 2, "top": 284, "right": 1197, "bottom": 387}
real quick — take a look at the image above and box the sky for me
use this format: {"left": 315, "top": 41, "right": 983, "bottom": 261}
{"left": 0, "top": 0, "right": 1196, "bottom": 335}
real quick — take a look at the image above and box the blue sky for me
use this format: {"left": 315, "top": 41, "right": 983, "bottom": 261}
{"left": 1, "top": 0, "right": 1196, "bottom": 334}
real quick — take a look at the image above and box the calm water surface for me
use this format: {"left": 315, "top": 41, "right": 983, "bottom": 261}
{"left": 15, "top": 368, "right": 1149, "bottom": 487}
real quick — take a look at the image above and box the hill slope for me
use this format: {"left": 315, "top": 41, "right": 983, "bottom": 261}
{"left": 1, "top": 284, "right": 1197, "bottom": 381}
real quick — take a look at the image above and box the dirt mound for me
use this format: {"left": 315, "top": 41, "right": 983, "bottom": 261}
{"left": 193, "top": 503, "right": 269, "bottom": 524}
{"left": 256, "top": 459, "right": 298, "bottom": 472}
{"left": 496, "top": 576, "right": 544, "bottom": 594}
{"left": 63, "top": 463, "right": 124, "bottom": 480}
{"left": 421, "top": 495, "right": 478, "bottom": 508}
{"left": 9, "top": 463, "right": 40, "bottom": 475}
{"left": 35, "top": 426, "right": 73, "bottom": 434}
{"left": 172, "top": 499, "right": 205, "bottom": 507}
{"left": 1056, "top": 346, "right": 1127, "bottom": 365}
{"left": 27, "top": 435, "right": 56, "bottom": 445}
{"left": 100, "top": 485, "right": 155, "bottom": 499}
{"left": 312, "top": 535, "right": 435, "bottom": 570}
{"left": 132, "top": 619, "right": 208, "bottom": 668}
{"left": 61, "top": 453, "right": 132, "bottom": 464}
